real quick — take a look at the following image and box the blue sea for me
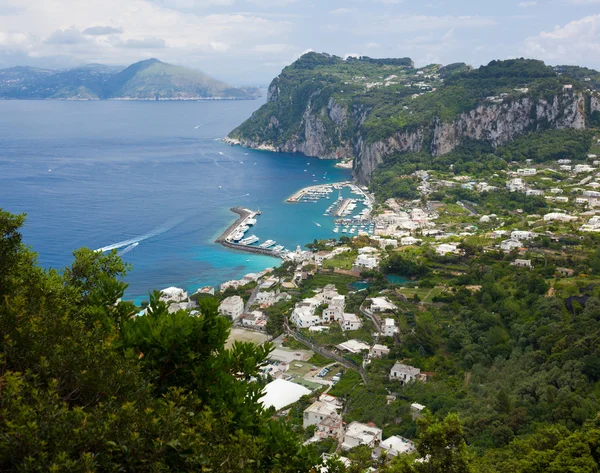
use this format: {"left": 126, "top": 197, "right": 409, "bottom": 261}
{"left": 0, "top": 99, "right": 355, "bottom": 302}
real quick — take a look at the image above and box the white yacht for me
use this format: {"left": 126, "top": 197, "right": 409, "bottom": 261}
{"left": 246, "top": 218, "right": 257, "bottom": 225}
{"left": 231, "top": 231, "right": 244, "bottom": 241}
{"left": 240, "top": 235, "right": 259, "bottom": 245}
{"left": 259, "top": 240, "right": 276, "bottom": 248}
{"left": 333, "top": 227, "right": 339, "bottom": 233}
{"left": 272, "top": 245, "right": 285, "bottom": 252}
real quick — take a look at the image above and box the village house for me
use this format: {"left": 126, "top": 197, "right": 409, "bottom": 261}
{"left": 390, "top": 362, "right": 421, "bottom": 385}
{"left": 342, "top": 422, "right": 383, "bottom": 451}
{"left": 506, "top": 178, "right": 526, "bottom": 192}
{"left": 371, "top": 344, "right": 391, "bottom": 358}
{"left": 526, "top": 189, "right": 544, "bottom": 197}
{"left": 377, "top": 435, "right": 416, "bottom": 458}
{"left": 322, "top": 305, "right": 344, "bottom": 323}
{"left": 556, "top": 267, "right": 575, "bottom": 277}
{"left": 543, "top": 212, "right": 576, "bottom": 222}
{"left": 160, "top": 287, "right": 188, "bottom": 303}
{"left": 291, "top": 298, "right": 320, "bottom": 328}
{"left": 370, "top": 297, "right": 397, "bottom": 313}
{"left": 517, "top": 168, "right": 537, "bottom": 176}
{"left": 410, "top": 403, "right": 426, "bottom": 417}
{"left": 382, "top": 318, "right": 399, "bottom": 337}
{"left": 500, "top": 239, "right": 522, "bottom": 251}
{"left": 218, "top": 295, "right": 244, "bottom": 321}
{"left": 242, "top": 310, "right": 267, "bottom": 329}
{"left": 511, "top": 230, "right": 535, "bottom": 241}
{"left": 436, "top": 243, "right": 459, "bottom": 256}
{"left": 400, "top": 236, "right": 422, "bottom": 246}
{"left": 354, "top": 254, "right": 379, "bottom": 270}
{"left": 313, "top": 251, "right": 333, "bottom": 265}
{"left": 220, "top": 280, "right": 241, "bottom": 291}
{"left": 511, "top": 259, "right": 532, "bottom": 268}
{"left": 240, "top": 273, "right": 260, "bottom": 285}
{"left": 339, "top": 313, "right": 362, "bottom": 331}
{"left": 303, "top": 401, "right": 340, "bottom": 429}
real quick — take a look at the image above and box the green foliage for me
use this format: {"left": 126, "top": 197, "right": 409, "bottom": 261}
{"left": 0, "top": 210, "right": 318, "bottom": 472}
{"left": 383, "top": 413, "right": 473, "bottom": 473}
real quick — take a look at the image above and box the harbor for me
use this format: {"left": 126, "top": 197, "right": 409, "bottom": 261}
{"left": 215, "top": 207, "right": 288, "bottom": 258}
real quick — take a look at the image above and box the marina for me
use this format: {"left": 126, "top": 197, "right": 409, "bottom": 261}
{"left": 215, "top": 207, "right": 288, "bottom": 258}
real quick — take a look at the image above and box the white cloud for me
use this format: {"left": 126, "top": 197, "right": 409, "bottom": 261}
{"left": 0, "top": 0, "right": 291, "bottom": 67}
{"left": 518, "top": 1, "right": 537, "bottom": 7}
{"left": 522, "top": 14, "right": 600, "bottom": 65}
{"left": 569, "top": 0, "right": 600, "bottom": 4}
{"left": 82, "top": 26, "right": 124, "bottom": 36}
{"left": 364, "top": 14, "right": 496, "bottom": 34}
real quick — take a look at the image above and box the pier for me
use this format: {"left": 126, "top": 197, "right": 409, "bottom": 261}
{"left": 215, "top": 207, "right": 283, "bottom": 258}
{"left": 287, "top": 181, "right": 351, "bottom": 203}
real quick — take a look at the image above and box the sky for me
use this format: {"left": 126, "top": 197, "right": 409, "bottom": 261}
{"left": 1, "top": 0, "right": 600, "bottom": 85}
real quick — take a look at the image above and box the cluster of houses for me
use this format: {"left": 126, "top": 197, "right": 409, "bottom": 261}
{"left": 302, "top": 393, "right": 422, "bottom": 461}
{"left": 290, "top": 284, "right": 363, "bottom": 331}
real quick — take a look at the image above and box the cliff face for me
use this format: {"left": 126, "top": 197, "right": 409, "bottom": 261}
{"left": 231, "top": 90, "right": 586, "bottom": 183}
{"left": 228, "top": 54, "right": 597, "bottom": 184}
{"left": 354, "top": 93, "right": 585, "bottom": 182}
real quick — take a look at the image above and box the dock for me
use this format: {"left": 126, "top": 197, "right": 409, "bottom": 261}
{"left": 287, "top": 181, "right": 351, "bottom": 203}
{"left": 215, "top": 207, "right": 283, "bottom": 258}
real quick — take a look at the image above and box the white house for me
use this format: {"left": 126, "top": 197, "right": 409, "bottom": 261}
{"left": 160, "top": 287, "right": 188, "bottom": 303}
{"left": 511, "top": 230, "right": 535, "bottom": 241}
{"left": 322, "top": 305, "right": 344, "bottom": 323}
{"left": 339, "top": 313, "right": 362, "bottom": 331}
{"left": 382, "top": 318, "right": 398, "bottom": 337}
{"left": 241, "top": 273, "right": 260, "bottom": 285}
{"left": 436, "top": 243, "right": 459, "bottom": 255}
{"left": 291, "top": 298, "right": 321, "bottom": 328}
{"left": 371, "top": 297, "right": 397, "bottom": 313}
{"left": 525, "top": 189, "right": 544, "bottom": 196}
{"left": 390, "top": 362, "right": 421, "bottom": 385}
{"left": 543, "top": 212, "right": 576, "bottom": 222}
{"left": 256, "top": 291, "right": 278, "bottom": 306}
{"left": 380, "top": 435, "right": 416, "bottom": 457}
{"left": 354, "top": 254, "right": 379, "bottom": 270}
{"left": 511, "top": 259, "right": 532, "bottom": 268}
{"left": 371, "top": 344, "right": 390, "bottom": 358}
{"left": 506, "top": 178, "right": 526, "bottom": 192}
{"left": 400, "top": 236, "right": 422, "bottom": 246}
{"left": 358, "top": 246, "right": 379, "bottom": 255}
{"left": 219, "top": 295, "right": 244, "bottom": 320}
{"left": 500, "top": 239, "right": 522, "bottom": 251}
{"left": 242, "top": 310, "right": 267, "bottom": 328}
{"left": 342, "top": 422, "right": 383, "bottom": 451}
{"left": 517, "top": 168, "right": 537, "bottom": 176}
{"left": 303, "top": 401, "right": 339, "bottom": 429}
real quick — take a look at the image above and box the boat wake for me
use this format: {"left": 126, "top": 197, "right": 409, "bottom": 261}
{"left": 117, "top": 242, "right": 139, "bottom": 256}
{"left": 96, "top": 217, "right": 187, "bottom": 253}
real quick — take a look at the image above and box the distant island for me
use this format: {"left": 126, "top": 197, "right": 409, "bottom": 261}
{"left": 0, "top": 58, "right": 261, "bottom": 101}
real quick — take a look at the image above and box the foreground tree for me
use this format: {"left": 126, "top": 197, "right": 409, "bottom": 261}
{"left": 0, "top": 210, "right": 317, "bottom": 472}
{"left": 382, "top": 413, "right": 473, "bottom": 473}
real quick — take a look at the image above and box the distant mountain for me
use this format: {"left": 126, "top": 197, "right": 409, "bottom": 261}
{"left": 0, "top": 59, "right": 260, "bottom": 100}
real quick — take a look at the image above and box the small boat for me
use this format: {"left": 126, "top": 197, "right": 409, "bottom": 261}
{"left": 333, "top": 227, "right": 339, "bottom": 233}
{"left": 314, "top": 222, "right": 321, "bottom": 227}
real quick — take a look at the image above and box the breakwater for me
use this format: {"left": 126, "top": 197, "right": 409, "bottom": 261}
{"left": 215, "top": 207, "right": 282, "bottom": 258}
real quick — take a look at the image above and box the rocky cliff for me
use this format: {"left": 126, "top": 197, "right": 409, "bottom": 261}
{"left": 228, "top": 54, "right": 597, "bottom": 184}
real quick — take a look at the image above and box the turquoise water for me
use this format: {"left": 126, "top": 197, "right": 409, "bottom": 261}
{"left": 386, "top": 275, "right": 409, "bottom": 285}
{"left": 0, "top": 99, "right": 354, "bottom": 302}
